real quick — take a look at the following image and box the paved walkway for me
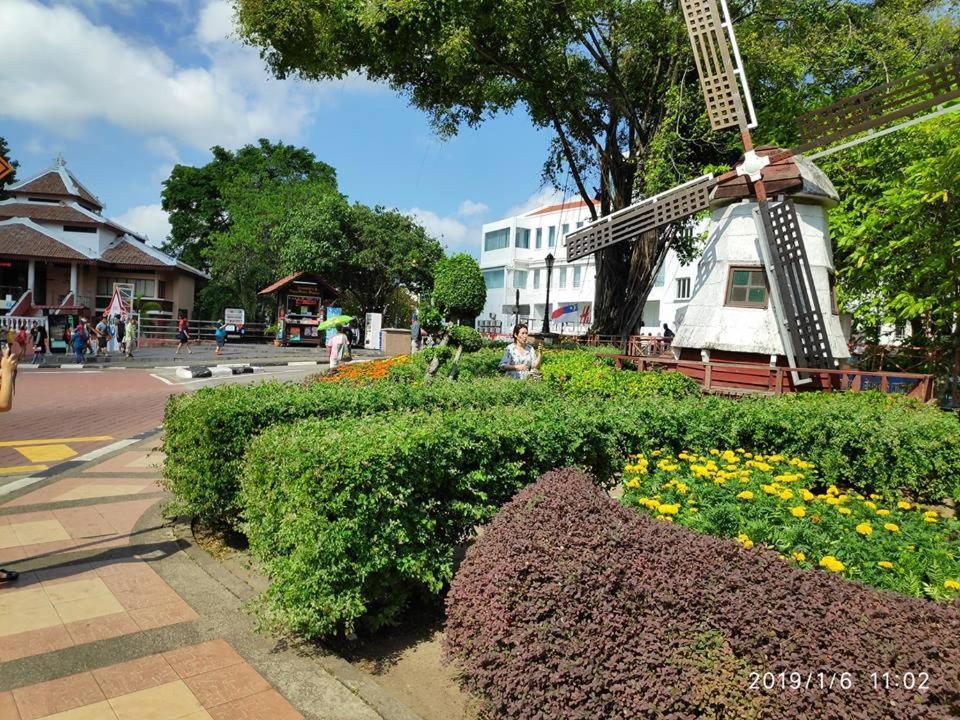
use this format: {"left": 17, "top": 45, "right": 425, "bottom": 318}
{"left": 0, "top": 436, "right": 419, "bottom": 720}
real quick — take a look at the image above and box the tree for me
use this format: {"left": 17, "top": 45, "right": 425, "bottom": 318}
{"left": 820, "top": 114, "right": 960, "bottom": 382}
{"left": 161, "top": 139, "right": 337, "bottom": 269}
{"left": 235, "top": 0, "right": 956, "bottom": 333}
{"left": 0, "top": 137, "right": 18, "bottom": 192}
{"left": 432, "top": 253, "right": 486, "bottom": 325}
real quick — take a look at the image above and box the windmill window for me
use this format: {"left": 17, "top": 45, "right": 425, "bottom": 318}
{"left": 676, "top": 277, "right": 691, "bottom": 300}
{"left": 828, "top": 272, "right": 839, "bottom": 315}
{"left": 725, "top": 267, "right": 768, "bottom": 308}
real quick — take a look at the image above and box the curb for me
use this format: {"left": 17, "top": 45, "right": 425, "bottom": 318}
{"left": 175, "top": 364, "right": 260, "bottom": 379}
{"left": 18, "top": 359, "right": 330, "bottom": 372}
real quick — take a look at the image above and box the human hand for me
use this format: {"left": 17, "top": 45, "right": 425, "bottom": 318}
{"left": 1, "top": 346, "right": 16, "bottom": 373}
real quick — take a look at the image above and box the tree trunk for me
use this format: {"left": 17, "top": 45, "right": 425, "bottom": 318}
{"left": 425, "top": 333, "right": 450, "bottom": 380}
{"left": 592, "top": 230, "right": 669, "bottom": 336}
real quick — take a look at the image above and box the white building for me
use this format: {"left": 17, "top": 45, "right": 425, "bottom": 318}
{"left": 477, "top": 198, "right": 699, "bottom": 335}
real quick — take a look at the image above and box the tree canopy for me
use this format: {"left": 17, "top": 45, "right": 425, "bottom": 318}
{"left": 235, "top": 0, "right": 958, "bottom": 333}
{"left": 432, "top": 253, "right": 487, "bottom": 324}
{"left": 0, "top": 137, "right": 18, "bottom": 192}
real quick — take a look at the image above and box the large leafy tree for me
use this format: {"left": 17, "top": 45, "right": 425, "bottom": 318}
{"left": 0, "top": 137, "right": 18, "bottom": 192}
{"left": 820, "top": 115, "right": 960, "bottom": 377}
{"left": 161, "top": 139, "right": 337, "bottom": 269}
{"left": 234, "top": 0, "right": 956, "bottom": 333}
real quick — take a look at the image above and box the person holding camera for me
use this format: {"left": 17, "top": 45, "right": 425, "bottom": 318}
{"left": 1, "top": 345, "right": 19, "bottom": 581}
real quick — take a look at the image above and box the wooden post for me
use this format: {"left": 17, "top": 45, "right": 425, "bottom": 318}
{"left": 774, "top": 368, "right": 784, "bottom": 395}
{"left": 704, "top": 363, "right": 712, "bottom": 391}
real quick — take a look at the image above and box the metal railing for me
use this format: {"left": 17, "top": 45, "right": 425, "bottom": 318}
{"left": 138, "top": 318, "right": 274, "bottom": 343}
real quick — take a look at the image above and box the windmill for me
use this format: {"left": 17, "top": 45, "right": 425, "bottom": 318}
{"left": 564, "top": 0, "right": 960, "bottom": 382}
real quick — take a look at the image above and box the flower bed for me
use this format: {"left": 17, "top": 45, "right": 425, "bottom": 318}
{"left": 444, "top": 469, "right": 960, "bottom": 719}
{"left": 311, "top": 355, "right": 410, "bottom": 384}
{"left": 621, "top": 449, "right": 960, "bottom": 602}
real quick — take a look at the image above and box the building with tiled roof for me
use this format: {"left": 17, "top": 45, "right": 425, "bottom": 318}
{"left": 0, "top": 157, "right": 207, "bottom": 319}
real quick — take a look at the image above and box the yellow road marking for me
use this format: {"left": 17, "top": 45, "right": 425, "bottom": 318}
{"left": 0, "top": 465, "right": 47, "bottom": 476}
{"left": 0, "top": 436, "right": 113, "bottom": 448}
{"left": 17, "top": 444, "right": 77, "bottom": 463}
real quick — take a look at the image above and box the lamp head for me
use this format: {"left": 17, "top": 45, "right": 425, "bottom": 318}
{"left": 545, "top": 253, "right": 555, "bottom": 269}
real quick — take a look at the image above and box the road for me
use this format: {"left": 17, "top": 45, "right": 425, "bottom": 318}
{"left": 0, "top": 366, "right": 320, "bottom": 484}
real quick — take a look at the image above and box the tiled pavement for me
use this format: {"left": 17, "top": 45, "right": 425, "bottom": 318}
{"left": 0, "top": 439, "right": 407, "bottom": 720}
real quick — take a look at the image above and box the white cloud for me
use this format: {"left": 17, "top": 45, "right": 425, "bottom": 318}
{"left": 0, "top": 0, "right": 346, "bottom": 150}
{"left": 405, "top": 208, "right": 480, "bottom": 257}
{"left": 112, "top": 204, "right": 171, "bottom": 248}
{"left": 504, "top": 187, "right": 567, "bottom": 218}
{"left": 457, "top": 199, "right": 489, "bottom": 217}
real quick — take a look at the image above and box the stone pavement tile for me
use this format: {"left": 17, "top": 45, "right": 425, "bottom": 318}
{"left": 0, "top": 569, "right": 40, "bottom": 591}
{"left": 110, "top": 585, "right": 182, "bottom": 611}
{"left": 163, "top": 640, "right": 245, "bottom": 679}
{"left": 43, "top": 578, "right": 113, "bottom": 604}
{"left": 40, "top": 699, "right": 118, "bottom": 719}
{"left": 128, "top": 599, "right": 199, "bottom": 631}
{"left": 207, "top": 689, "right": 304, "bottom": 720}
{"left": 95, "top": 500, "right": 156, "bottom": 536}
{"left": 91, "top": 654, "right": 179, "bottom": 700}
{"left": 0, "top": 546, "right": 27, "bottom": 564}
{"left": 11, "top": 520, "right": 71, "bottom": 546}
{"left": 0, "top": 625, "right": 73, "bottom": 663}
{"left": 12, "top": 672, "right": 104, "bottom": 720}
{"left": 83, "top": 451, "right": 163, "bottom": 475}
{"left": 183, "top": 663, "right": 271, "bottom": 709}
{"left": 63, "top": 612, "right": 140, "bottom": 646}
{"left": 0, "top": 691, "right": 19, "bottom": 719}
{"left": 53, "top": 593, "right": 126, "bottom": 625}
{"left": 35, "top": 562, "right": 99, "bottom": 586}
{"left": 107, "top": 680, "right": 204, "bottom": 720}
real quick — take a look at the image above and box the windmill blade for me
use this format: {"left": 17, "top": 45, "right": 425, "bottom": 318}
{"left": 680, "top": 0, "right": 754, "bottom": 132}
{"left": 754, "top": 199, "right": 835, "bottom": 371}
{"left": 0, "top": 156, "right": 13, "bottom": 183}
{"left": 795, "top": 55, "right": 960, "bottom": 153}
{"left": 565, "top": 174, "right": 715, "bottom": 262}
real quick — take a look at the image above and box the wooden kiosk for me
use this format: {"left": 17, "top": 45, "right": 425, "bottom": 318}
{"left": 258, "top": 271, "right": 339, "bottom": 347}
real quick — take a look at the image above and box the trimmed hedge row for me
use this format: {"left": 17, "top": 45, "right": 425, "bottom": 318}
{"left": 239, "top": 393, "right": 960, "bottom": 637}
{"left": 161, "top": 377, "right": 553, "bottom": 526}
{"left": 444, "top": 469, "right": 960, "bottom": 719}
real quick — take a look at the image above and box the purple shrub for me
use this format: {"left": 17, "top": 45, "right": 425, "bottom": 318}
{"left": 444, "top": 468, "right": 960, "bottom": 719}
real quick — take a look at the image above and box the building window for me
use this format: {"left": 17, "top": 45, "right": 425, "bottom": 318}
{"left": 562, "top": 223, "right": 569, "bottom": 236}
{"left": 676, "top": 277, "right": 691, "bottom": 301}
{"left": 573, "top": 266, "right": 582, "bottom": 288}
{"left": 548, "top": 226, "right": 556, "bottom": 247}
{"left": 893, "top": 320, "right": 906, "bottom": 339}
{"left": 513, "top": 270, "right": 528, "bottom": 288}
{"left": 63, "top": 225, "right": 96, "bottom": 234}
{"left": 533, "top": 269, "right": 541, "bottom": 289}
{"left": 654, "top": 263, "right": 666, "bottom": 287}
{"left": 576, "top": 220, "right": 584, "bottom": 229}
{"left": 535, "top": 228, "right": 542, "bottom": 249}
{"left": 484, "top": 228, "right": 510, "bottom": 252}
{"left": 558, "top": 267, "right": 567, "bottom": 288}
{"left": 515, "top": 228, "right": 530, "bottom": 249}
{"left": 158, "top": 280, "right": 166, "bottom": 299}
{"left": 725, "top": 267, "right": 767, "bottom": 308}
{"left": 482, "top": 269, "right": 505, "bottom": 289}
{"left": 97, "top": 276, "right": 156, "bottom": 298}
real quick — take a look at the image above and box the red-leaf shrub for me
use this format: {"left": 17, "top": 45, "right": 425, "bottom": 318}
{"left": 444, "top": 468, "right": 960, "bottom": 719}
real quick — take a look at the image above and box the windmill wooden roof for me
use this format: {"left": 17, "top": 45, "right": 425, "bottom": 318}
{"left": 711, "top": 148, "right": 839, "bottom": 206}
{"left": 0, "top": 222, "right": 91, "bottom": 261}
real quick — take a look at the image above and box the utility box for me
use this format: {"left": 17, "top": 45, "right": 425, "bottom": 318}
{"left": 381, "top": 328, "right": 410, "bottom": 357}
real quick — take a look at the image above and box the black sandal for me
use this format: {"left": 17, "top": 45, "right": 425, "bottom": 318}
{"left": 0, "top": 569, "right": 19, "bottom": 582}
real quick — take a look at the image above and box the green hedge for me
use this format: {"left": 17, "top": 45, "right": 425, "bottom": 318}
{"left": 161, "top": 378, "right": 553, "bottom": 527}
{"left": 239, "top": 392, "right": 960, "bottom": 637}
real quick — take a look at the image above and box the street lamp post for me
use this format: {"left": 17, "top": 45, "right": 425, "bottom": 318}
{"left": 514, "top": 288, "right": 520, "bottom": 327}
{"left": 541, "top": 253, "right": 554, "bottom": 336}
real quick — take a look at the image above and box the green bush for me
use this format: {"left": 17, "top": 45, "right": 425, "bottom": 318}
{"left": 386, "top": 346, "right": 503, "bottom": 382}
{"left": 162, "top": 378, "right": 553, "bottom": 527}
{"left": 540, "top": 350, "right": 701, "bottom": 399}
{"left": 447, "top": 324, "right": 483, "bottom": 352}
{"left": 238, "top": 390, "right": 960, "bottom": 637}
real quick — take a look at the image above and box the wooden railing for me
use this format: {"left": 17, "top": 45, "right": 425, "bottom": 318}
{"left": 605, "top": 354, "right": 935, "bottom": 401}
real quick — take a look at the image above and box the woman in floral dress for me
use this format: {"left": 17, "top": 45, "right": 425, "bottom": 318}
{"left": 499, "top": 323, "right": 541, "bottom": 379}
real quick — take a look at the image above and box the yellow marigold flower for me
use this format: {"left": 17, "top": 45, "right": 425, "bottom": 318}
{"left": 897, "top": 501, "right": 912, "bottom": 510}
{"left": 883, "top": 523, "right": 900, "bottom": 533}
{"left": 837, "top": 494, "right": 849, "bottom": 503}
{"left": 737, "top": 533, "right": 754, "bottom": 549}
{"left": 737, "top": 491, "right": 755, "bottom": 501}
{"left": 768, "top": 454, "right": 785, "bottom": 463}
{"left": 709, "top": 449, "right": 720, "bottom": 455}
{"left": 819, "top": 556, "right": 845, "bottom": 573}
{"left": 876, "top": 509, "right": 891, "bottom": 517}
{"left": 856, "top": 523, "right": 873, "bottom": 536}
{"left": 689, "top": 508, "right": 699, "bottom": 513}
{"left": 870, "top": 493, "right": 882, "bottom": 500}
{"left": 837, "top": 507, "right": 852, "bottom": 515}
{"left": 625, "top": 478, "right": 641, "bottom": 489}
{"left": 827, "top": 485, "right": 839, "bottom": 496}
{"left": 674, "top": 482, "right": 689, "bottom": 494}
{"left": 743, "top": 452, "right": 753, "bottom": 458}
{"left": 651, "top": 449, "right": 663, "bottom": 457}
{"left": 944, "top": 579, "right": 960, "bottom": 591}
{"left": 864, "top": 501, "right": 877, "bottom": 510}
{"left": 825, "top": 496, "right": 841, "bottom": 506}
{"left": 656, "top": 515, "right": 673, "bottom": 523}
{"left": 800, "top": 489, "right": 815, "bottom": 502}
{"left": 877, "top": 561, "right": 894, "bottom": 569}
{"left": 924, "top": 516, "right": 938, "bottom": 524}
{"left": 736, "top": 447, "right": 745, "bottom": 453}
{"left": 761, "top": 484, "right": 777, "bottom": 495}
{"left": 790, "top": 506, "right": 806, "bottom": 518}
{"left": 658, "top": 503, "right": 680, "bottom": 515}
{"left": 923, "top": 510, "right": 939, "bottom": 519}
{"left": 793, "top": 551, "right": 806, "bottom": 562}
{"left": 779, "top": 489, "right": 794, "bottom": 501}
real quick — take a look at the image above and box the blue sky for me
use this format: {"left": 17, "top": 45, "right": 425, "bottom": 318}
{"left": 0, "top": 0, "right": 571, "bottom": 257}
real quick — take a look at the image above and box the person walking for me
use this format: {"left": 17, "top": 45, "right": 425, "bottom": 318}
{"left": 214, "top": 320, "right": 227, "bottom": 356}
{"left": 95, "top": 315, "right": 110, "bottom": 358}
{"left": 328, "top": 325, "right": 348, "bottom": 371}
{"left": 116, "top": 316, "right": 126, "bottom": 355}
{"left": 72, "top": 321, "right": 88, "bottom": 364}
{"left": 14, "top": 323, "right": 28, "bottom": 362}
{"left": 30, "top": 321, "right": 47, "bottom": 365}
{"left": 124, "top": 316, "right": 137, "bottom": 358}
{"left": 175, "top": 314, "right": 192, "bottom": 356}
